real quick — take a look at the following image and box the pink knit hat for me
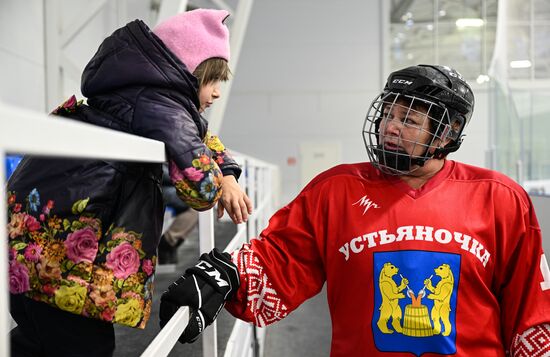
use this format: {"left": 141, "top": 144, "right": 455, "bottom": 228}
{"left": 153, "top": 9, "right": 230, "bottom": 73}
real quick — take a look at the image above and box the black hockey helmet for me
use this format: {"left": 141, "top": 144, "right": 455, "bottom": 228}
{"left": 363, "top": 64, "right": 475, "bottom": 175}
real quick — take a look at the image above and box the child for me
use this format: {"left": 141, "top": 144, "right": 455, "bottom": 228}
{"left": 7, "top": 9, "right": 251, "bottom": 357}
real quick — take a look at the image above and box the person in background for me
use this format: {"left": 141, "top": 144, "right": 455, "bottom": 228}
{"left": 158, "top": 164, "right": 198, "bottom": 265}
{"left": 159, "top": 64, "right": 550, "bottom": 356}
{"left": 7, "top": 9, "right": 251, "bottom": 357}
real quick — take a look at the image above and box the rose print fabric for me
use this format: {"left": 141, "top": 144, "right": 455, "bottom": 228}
{"left": 168, "top": 131, "right": 236, "bottom": 210}
{"left": 7, "top": 190, "right": 156, "bottom": 328}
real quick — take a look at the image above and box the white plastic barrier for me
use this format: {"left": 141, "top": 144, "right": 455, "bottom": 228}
{"left": 0, "top": 102, "right": 279, "bottom": 357}
{"left": 142, "top": 153, "right": 279, "bottom": 357}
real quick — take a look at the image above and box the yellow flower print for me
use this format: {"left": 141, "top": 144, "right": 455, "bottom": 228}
{"left": 54, "top": 285, "right": 87, "bottom": 314}
{"left": 43, "top": 239, "right": 66, "bottom": 263}
{"left": 29, "top": 231, "right": 45, "bottom": 242}
{"left": 138, "top": 300, "right": 152, "bottom": 329}
{"left": 124, "top": 273, "right": 144, "bottom": 287}
{"left": 114, "top": 299, "right": 142, "bottom": 327}
{"left": 132, "top": 240, "right": 142, "bottom": 250}
{"left": 37, "top": 256, "right": 62, "bottom": 280}
{"left": 89, "top": 284, "right": 116, "bottom": 307}
{"left": 121, "top": 291, "right": 144, "bottom": 309}
{"left": 92, "top": 266, "right": 114, "bottom": 287}
{"left": 205, "top": 135, "right": 225, "bottom": 152}
{"left": 47, "top": 216, "right": 62, "bottom": 230}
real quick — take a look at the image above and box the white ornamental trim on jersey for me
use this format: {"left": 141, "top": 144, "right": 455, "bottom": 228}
{"left": 510, "top": 323, "right": 550, "bottom": 356}
{"left": 232, "top": 245, "right": 289, "bottom": 326}
{"left": 338, "top": 225, "right": 491, "bottom": 267}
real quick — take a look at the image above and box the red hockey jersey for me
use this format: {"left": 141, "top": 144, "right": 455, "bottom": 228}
{"left": 226, "top": 160, "right": 550, "bottom": 356}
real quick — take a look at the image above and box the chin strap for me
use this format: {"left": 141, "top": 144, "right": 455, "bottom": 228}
{"left": 433, "top": 136, "right": 464, "bottom": 159}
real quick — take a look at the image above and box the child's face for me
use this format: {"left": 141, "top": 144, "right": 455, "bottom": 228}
{"left": 198, "top": 80, "right": 221, "bottom": 113}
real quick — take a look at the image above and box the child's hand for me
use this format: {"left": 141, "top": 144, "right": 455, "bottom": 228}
{"left": 217, "top": 175, "right": 253, "bottom": 224}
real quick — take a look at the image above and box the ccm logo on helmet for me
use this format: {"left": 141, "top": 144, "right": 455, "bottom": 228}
{"left": 392, "top": 79, "right": 413, "bottom": 85}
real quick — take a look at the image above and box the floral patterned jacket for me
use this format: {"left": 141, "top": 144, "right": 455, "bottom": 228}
{"left": 6, "top": 19, "right": 240, "bottom": 328}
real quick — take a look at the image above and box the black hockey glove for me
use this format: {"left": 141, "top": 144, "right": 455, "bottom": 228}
{"left": 159, "top": 248, "right": 240, "bottom": 343}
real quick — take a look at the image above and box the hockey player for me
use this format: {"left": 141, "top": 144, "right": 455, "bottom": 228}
{"left": 159, "top": 65, "right": 550, "bottom": 356}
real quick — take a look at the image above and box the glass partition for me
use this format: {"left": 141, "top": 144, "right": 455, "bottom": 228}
{"left": 388, "top": 0, "right": 550, "bottom": 188}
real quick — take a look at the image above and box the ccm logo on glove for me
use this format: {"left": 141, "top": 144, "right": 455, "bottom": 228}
{"left": 196, "top": 260, "right": 230, "bottom": 288}
{"left": 159, "top": 248, "right": 240, "bottom": 343}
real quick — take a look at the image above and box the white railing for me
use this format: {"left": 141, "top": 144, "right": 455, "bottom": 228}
{"left": 0, "top": 102, "right": 279, "bottom": 357}
{"left": 143, "top": 154, "right": 278, "bottom": 357}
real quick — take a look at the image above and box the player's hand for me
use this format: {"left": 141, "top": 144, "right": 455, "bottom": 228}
{"left": 159, "top": 248, "right": 240, "bottom": 343}
{"left": 217, "top": 175, "right": 253, "bottom": 224}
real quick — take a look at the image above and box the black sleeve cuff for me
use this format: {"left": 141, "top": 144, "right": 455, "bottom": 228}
{"left": 221, "top": 167, "right": 241, "bottom": 181}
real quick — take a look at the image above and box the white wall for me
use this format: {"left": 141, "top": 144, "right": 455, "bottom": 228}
{"left": 0, "top": 1, "right": 45, "bottom": 112}
{"left": 221, "top": 0, "right": 384, "bottom": 203}
{"left": 0, "top": 0, "right": 153, "bottom": 113}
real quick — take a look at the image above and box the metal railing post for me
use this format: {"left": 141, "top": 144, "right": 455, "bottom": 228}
{"left": 199, "top": 210, "right": 218, "bottom": 357}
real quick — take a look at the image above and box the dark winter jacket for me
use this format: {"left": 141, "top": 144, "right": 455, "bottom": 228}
{"left": 6, "top": 20, "right": 240, "bottom": 328}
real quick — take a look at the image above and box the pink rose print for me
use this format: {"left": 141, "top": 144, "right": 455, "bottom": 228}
{"left": 25, "top": 215, "right": 41, "bottom": 232}
{"left": 9, "top": 260, "right": 30, "bottom": 294}
{"left": 101, "top": 307, "right": 115, "bottom": 322}
{"left": 183, "top": 167, "right": 204, "bottom": 182}
{"left": 142, "top": 259, "right": 154, "bottom": 276}
{"left": 65, "top": 227, "right": 98, "bottom": 264}
{"left": 105, "top": 242, "right": 140, "bottom": 279}
{"left": 169, "top": 160, "right": 185, "bottom": 181}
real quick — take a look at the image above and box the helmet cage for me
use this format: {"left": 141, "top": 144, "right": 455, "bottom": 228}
{"left": 363, "top": 92, "right": 456, "bottom": 175}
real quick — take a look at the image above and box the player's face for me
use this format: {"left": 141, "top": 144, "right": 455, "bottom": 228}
{"left": 378, "top": 98, "right": 434, "bottom": 158}
{"left": 198, "top": 80, "right": 221, "bottom": 113}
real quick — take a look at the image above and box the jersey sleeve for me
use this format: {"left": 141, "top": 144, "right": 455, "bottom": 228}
{"left": 224, "top": 189, "right": 327, "bottom": 327}
{"left": 498, "top": 197, "right": 550, "bottom": 348}
{"left": 510, "top": 323, "right": 550, "bottom": 356}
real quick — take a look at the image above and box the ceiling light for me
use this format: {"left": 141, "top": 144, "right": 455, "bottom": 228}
{"left": 455, "top": 18, "right": 484, "bottom": 28}
{"left": 509, "top": 60, "right": 532, "bottom": 68}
